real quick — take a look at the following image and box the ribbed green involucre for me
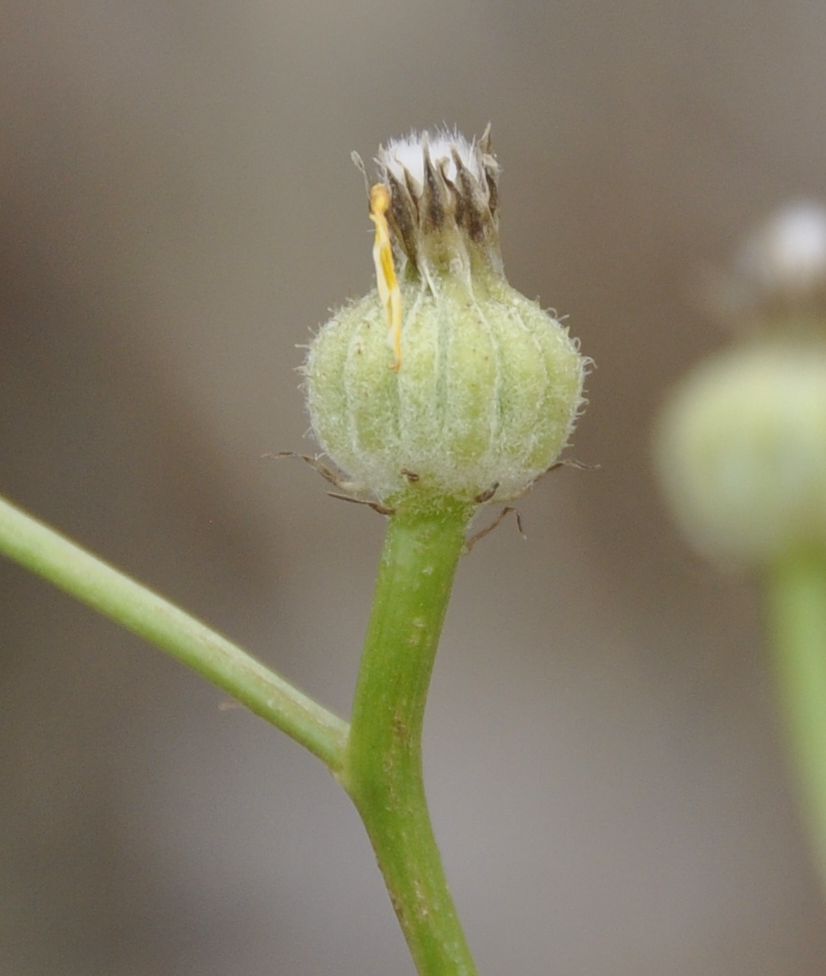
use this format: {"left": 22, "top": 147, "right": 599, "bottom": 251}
{"left": 306, "top": 275, "right": 585, "bottom": 507}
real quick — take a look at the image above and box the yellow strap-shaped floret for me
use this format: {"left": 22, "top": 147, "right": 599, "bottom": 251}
{"left": 369, "top": 183, "right": 403, "bottom": 371}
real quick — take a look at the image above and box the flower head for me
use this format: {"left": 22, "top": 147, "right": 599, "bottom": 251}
{"left": 656, "top": 202, "right": 826, "bottom": 569}
{"left": 305, "top": 128, "right": 587, "bottom": 512}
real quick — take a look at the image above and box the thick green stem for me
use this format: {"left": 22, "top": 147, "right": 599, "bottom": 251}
{"left": 343, "top": 500, "right": 478, "bottom": 976}
{"left": 0, "top": 494, "right": 348, "bottom": 772}
{"left": 766, "top": 548, "right": 826, "bottom": 893}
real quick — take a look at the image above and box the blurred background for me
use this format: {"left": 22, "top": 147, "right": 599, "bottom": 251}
{"left": 2, "top": 1, "right": 825, "bottom": 973}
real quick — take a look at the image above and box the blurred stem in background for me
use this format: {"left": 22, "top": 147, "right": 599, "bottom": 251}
{"left": 767, "top": 550, "right": 826, "bottom": 890}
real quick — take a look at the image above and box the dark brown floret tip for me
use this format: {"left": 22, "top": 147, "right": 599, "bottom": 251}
{"left": 371, "top": 127, "right": 502, "bottom": 276}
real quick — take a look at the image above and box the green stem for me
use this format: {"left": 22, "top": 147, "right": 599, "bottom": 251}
{"left": 343, "top": 500, "right": 478, "bottom": 976}
{"left": 0, "top": 494, "right": 348, "bottom": 772}
{"left": 766, "top": 547, "right": 826, "bottom": 892}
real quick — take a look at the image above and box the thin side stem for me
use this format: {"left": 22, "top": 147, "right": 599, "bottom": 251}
{"left": 0, "top": 494, "right": 348, "bottom": 772}
{"left": 343, "top": 501, "right": 478, "bottom": 976}
{"left": 766, "top": 547, "right": 826, "bottom": 892}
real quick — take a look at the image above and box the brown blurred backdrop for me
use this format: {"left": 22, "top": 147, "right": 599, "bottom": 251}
{"left": 2, "top": 1, "right": 825, "bottom": 973}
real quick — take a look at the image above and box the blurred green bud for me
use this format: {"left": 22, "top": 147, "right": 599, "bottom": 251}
{"left": 656, "top": 337, "right": 826, "bottom": 569}
{"left": 304, "top": 129, "right": 587, "bottom": 510}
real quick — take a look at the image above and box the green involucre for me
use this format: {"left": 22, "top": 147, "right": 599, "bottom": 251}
{"left": 306, "top": 276, "right": 586, "bottom": 506}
